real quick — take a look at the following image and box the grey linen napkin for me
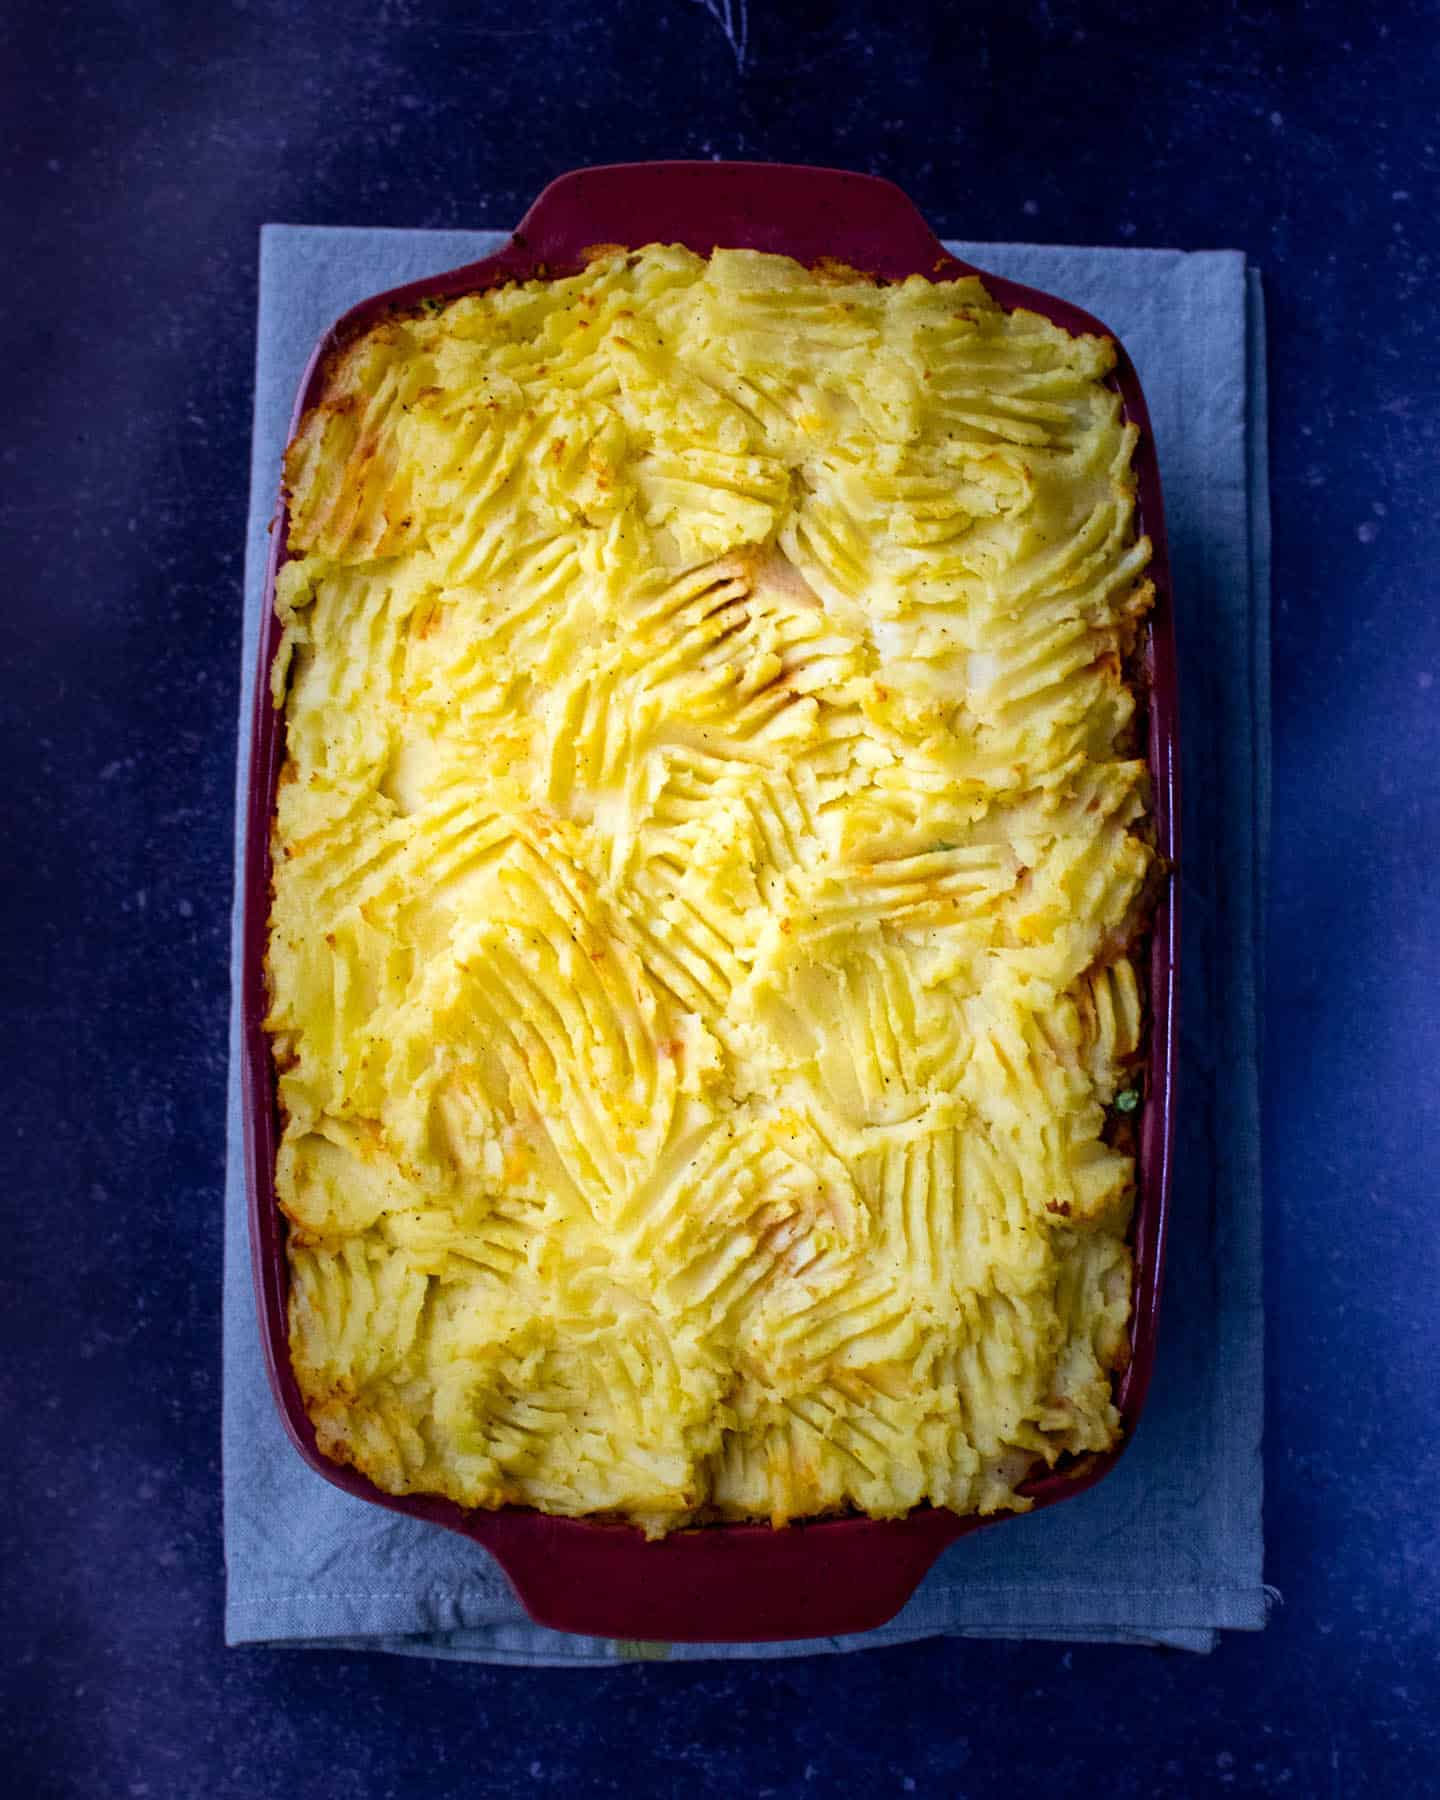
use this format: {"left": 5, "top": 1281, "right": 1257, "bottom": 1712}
{"left": 224, "top": 228, "right": 1270, "bottom": 1660}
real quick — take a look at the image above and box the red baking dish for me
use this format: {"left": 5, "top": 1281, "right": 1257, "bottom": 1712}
{"left": 242, "top": 162, "right": 1179, "bottom": 1644}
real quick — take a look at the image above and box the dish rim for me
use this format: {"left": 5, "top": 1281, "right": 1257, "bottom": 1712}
{"left": 241, "top": 160, "right": 1180, "bottom": 1644}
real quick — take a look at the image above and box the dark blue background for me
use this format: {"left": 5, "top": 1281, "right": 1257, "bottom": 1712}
{"left": 3, "top": 2, "right": 1437, "bottom": 1793}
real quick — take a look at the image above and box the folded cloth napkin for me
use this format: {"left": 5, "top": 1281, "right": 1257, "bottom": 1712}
{"left": 224, "top": 228, "right": 1270, "bottom": 1660}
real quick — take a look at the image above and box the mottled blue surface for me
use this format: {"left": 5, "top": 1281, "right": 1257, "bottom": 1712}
{"left": 2, "top": 0, "right": 1437, "bottom": 1793}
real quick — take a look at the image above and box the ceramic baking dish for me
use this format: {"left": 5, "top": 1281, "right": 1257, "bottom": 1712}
{"left": 241, "top": 161, "right": 1179, "bottom": 1643}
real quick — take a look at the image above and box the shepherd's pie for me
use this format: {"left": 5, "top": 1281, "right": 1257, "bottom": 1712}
{"left": 266, "top": 245, "right": 1155, "bottom": 1535}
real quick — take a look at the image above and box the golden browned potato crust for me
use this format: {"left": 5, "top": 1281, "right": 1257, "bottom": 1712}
{"left": 266, "top": 246, "right": 1152, "bottom": 1536}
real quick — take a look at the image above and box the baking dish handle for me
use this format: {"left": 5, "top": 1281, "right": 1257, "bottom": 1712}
{"left": 477, "top": 1506, "right": 972, "bottom": 1645}
{"left": 505, "top": 160, "right": 974, "bottom": 283}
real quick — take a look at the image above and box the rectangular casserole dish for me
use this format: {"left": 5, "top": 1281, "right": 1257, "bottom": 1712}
{"left": 242, "top": 161, "right": 1179, "bottom": 1643}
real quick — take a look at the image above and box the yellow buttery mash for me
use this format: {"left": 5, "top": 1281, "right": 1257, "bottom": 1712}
{"left": 266, "top": 245, "right": 1154, "bottom": 1535}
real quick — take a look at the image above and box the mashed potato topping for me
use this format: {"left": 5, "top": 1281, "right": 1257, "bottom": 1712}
{"left": 266, "top": 245, "right": 1154, "bottom": 1534}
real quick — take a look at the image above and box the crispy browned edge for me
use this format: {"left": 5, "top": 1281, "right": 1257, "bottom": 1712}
{"left": 264, "top": 247, "right": 1159, "bottom": 1527}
